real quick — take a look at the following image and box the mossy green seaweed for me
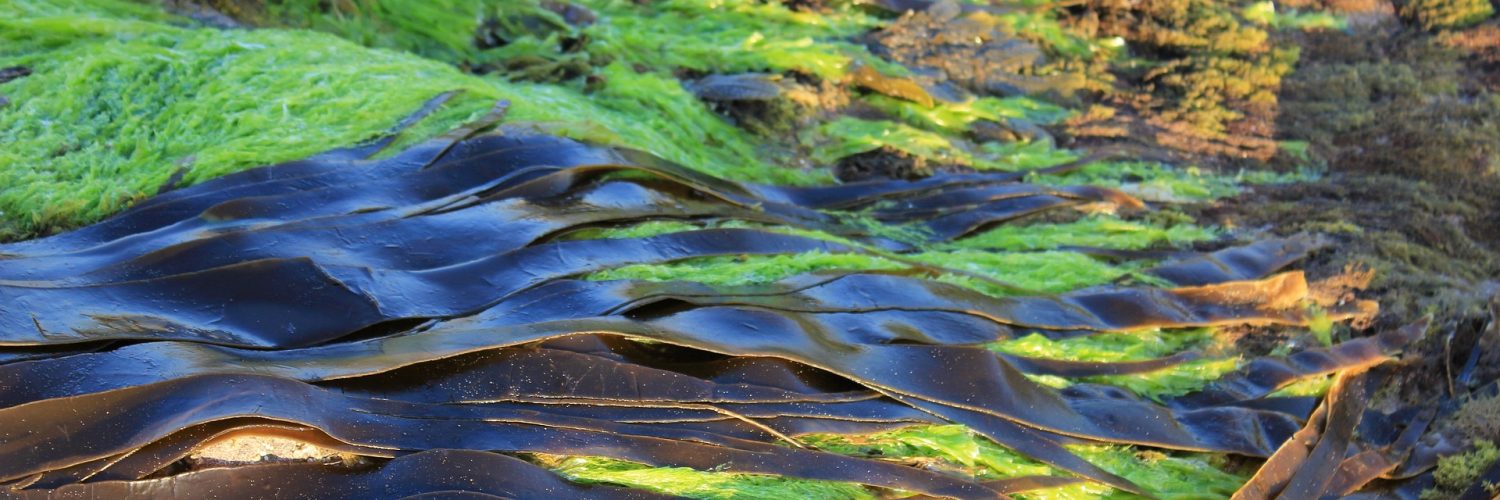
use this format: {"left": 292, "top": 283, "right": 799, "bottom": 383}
{"left": 943, "top": 216, "right": 1219, "bottom": 251}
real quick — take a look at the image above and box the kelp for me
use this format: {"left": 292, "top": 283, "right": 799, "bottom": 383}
{"left": 0, "top": 130, "right": 1423, "bottom": 499}
{"left": 1172, "top": 320, "right": 1427, "bottom": 408}
{"left": 12, "top": 449, "right": 674, "bottom": 499}
{"left": 1232, "top": 370, "right": 1375, "bottom": 499}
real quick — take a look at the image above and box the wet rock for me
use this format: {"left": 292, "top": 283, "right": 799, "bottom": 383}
{"left": 686, "top": 73, "right": 784, "bottom": 102}
{"left": 835, "top": 147, "right": 931, "bottom": 182}
{"left": 970, "top": 118, "right": 1055, "bottom": 147}
{"left": 0, "top": 66, "right": 31, "bottom": 85}
{"left": 866, "top": 8, "right": 1073, "bottom": 99}
{"left": 541, "top": 0, "right": 597, "bottom": 27}
{"left": 686, "top": 73, "right": 808, "bottom": 136}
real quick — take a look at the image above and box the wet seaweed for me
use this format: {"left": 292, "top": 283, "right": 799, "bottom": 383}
{"left": 0, "top": 129, "right": 1423, "bottom": 498}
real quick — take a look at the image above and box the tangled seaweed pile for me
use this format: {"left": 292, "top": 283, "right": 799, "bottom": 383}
{"left": 4, "top": 0, "right": 1499, "bottom": 498}
{"left": 0, "top": 110, "right": 1438, "bottom": 498}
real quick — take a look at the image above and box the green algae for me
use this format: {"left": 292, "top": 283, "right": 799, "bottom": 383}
{"left": 561, "top": 220, "right": 707, "bottom": 241}
{"left": 1267, "top": 374, "right": 1333, "bottom": 398}
{"left": 804, "top": 117, "right": 1076, "bottom": 170}
{"left": 804, "top": 424, "right": 1247, "bottom": 499}
{"left": 250, "top": 0, "right": 566, "bottom": 67}
{"left": 863, "top": 94, "right": 1072, "bottom": 134}
{"left": 991, "top": 329, "right": 1242, "bottom": 400}
{"left": 0, "top": 10, "right": 505, "bottom": 239}
{"left": 804, "top": 118, "right": 962, "bottom": 165}
{"left": 545, "top": 62, "right": 822, "bottom": 185}
{"left": 909, "top": 250, "right": 1139, "bottom": 295}
{"left": 944, "top": 216, "right": 1219, "bottom": 252}
{"left": 993, "top": 329, "right": 1218, "bottom": 362}
{"left": 0, "top": 0, "right": 171, "bottom": 24}
{"left": 0, "top": 0, "right": 842, "bottom": 238}
{"left": 992, "top": 10, "right": 1112, "bottom": 61}
{"left": 255, "top": 0, "right": 842, "bottom": 185}
{"left": 560, "top": 218, "right": 895, "bottom": 249}
{"left": 1092, "top": 358, "right": 1243, "bottom": 401}
{"left": 584, "top": 249, "right": 1134, "bottom": 297}
{"left": 568, "top": 218, "right": 1169, "bottom": 296}
{"left": 260, "top": 0, "right": 885, "bottom": 80}
{"left": 1423, "top": 441, "right": 1500, "bottom": 500}
{"left": 825, "top": 211, "right": 935, "bottom": 246}
{"left": 1066, "top": 444, "right": 1246, "bottom": 500}
{"left": 581, "top": 0, "right": 885, "bottom": 80}
{"left": 804, "top": 424, "right": 1059, "bottom": 483}
{"left": 1241, "top": 2, "right": 1349, "bottom": 31}
{"left": 547, "top": 455, "right": 877, "bottom": 500}
{"left": 1030, "top": 162, "right": 1316, "bottom": 202}
{"left": 584, "top": 251, "right": 905, "bottom": 287}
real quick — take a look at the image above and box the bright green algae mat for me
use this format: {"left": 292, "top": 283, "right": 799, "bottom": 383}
{"left": 550, "top": 426, "right": 1248, "bottom": 500}
{"left": 0, "top": 1, "right": 1338, "bottom": 498}
{"left": 0, "top": 0, "right": 1309, "bottom": 239}
{"left": 0, "top": 0, "right": 846, "bottom": 239}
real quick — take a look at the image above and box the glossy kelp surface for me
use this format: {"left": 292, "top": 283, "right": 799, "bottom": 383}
{"left": 0, "top": 132, "right": 1421, "bottom": 498}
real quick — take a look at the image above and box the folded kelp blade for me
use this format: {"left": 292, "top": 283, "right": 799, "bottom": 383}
{"left": 0, "top": 229, "right": 845, "bottom": 348}
{"left": 0, "top": 123, "right": 1395, "bottom": 500}
{"left": 1232, "top": 370, "right": 1372, "bottom": 499}
{"left": 0, "top": 272, "right": 1340, "bottom": 453}
{"left": 1321, "top": 406, "right": 1435, "bottom": 496}
{"left": 11, "top": 449, "right": 672, "bottom": 500}
{"left": 0, "top": 95, "right": 494, "bottom": 259}
{"left": 16, "top": 417, "right": 395, "bottom": 490}
{"left": 0, "top": 375, "right": 1005, "bottom": 499}
{"left": 0, "top": 334, "right": 1128, "bottom": 495}
{"left": 321, "top": 342, "right": 883, "bottom": 405}
{"left": 0, "top": 129, "right": 1101, "bottom": 263}
{"left": 0, "top": 230, "right": 1337, "bottom": 350}
{"left": 0, "top": 285, "right": 1330, "bottom": 495}
{"left": 0, "top": 180, "right": 765, "bottom": 284}
{"left": 0, "top": 306, "right": 1304, "bottom": 478}
{"left": 618, "top": 271, "right": 1346, "bottom": 331}
{"left": 1172, "top": 319, "right": 1428, "bottom": 408}
{"left": 1144, "top": 235, "right": 1330, "bottom": 287}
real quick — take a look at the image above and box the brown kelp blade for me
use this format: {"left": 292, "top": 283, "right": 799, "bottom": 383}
{"left": 626, "top": 271, "right": 1335, "bottom": 331}
{"left": 1232, "top": 370, "right": 1372, "bottom": 499}
{"left": 14, "top": 449, "right": 672, "bottom": 500}
{"left": 0, "top": 128, "right": 1421, "bottom": 498}
{"left": 0, "top": 375, "right": 1003, "bottom": 499}
{"left": 0, "top": 305, "right": 1305, "bottom": 456}
{"left": 1144, "top": 235, "right": 1329, "bottom": 287}
{"left": 1174, "top": 319, "right": 1428, "bottom": 408}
